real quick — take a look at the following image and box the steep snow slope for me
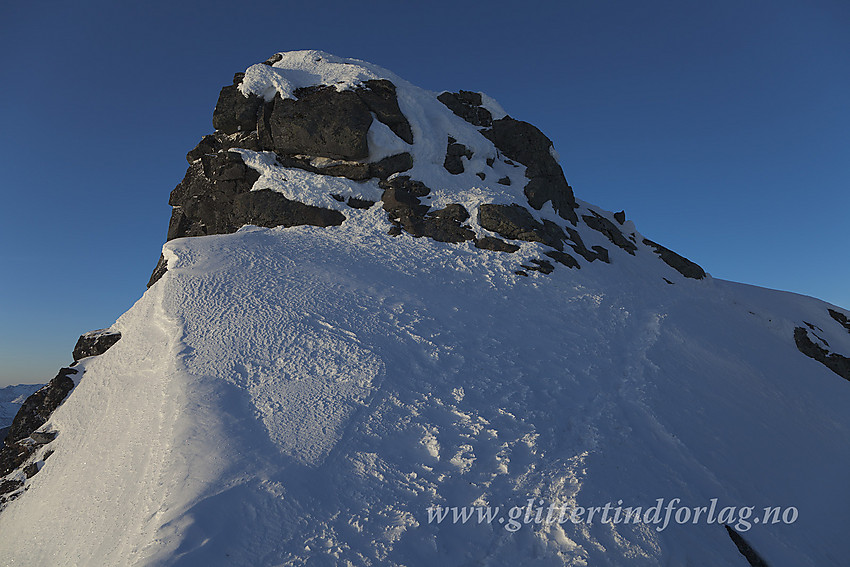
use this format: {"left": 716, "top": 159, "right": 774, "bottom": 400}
{"left": 0, "top": 52, "right": 848, "bottom": 566}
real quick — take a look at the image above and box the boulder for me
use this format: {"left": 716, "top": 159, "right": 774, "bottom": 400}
{"left": 482, "top": 118, "right": 578, "bottom": 223}
{"left": 212, "top": 74, "right": 263, "bottom": 135}
{"left": 478, "top": 204, "right": 565, "bottom": 250}
{"left": 583, "top": 213, "right": 637, "bottom": 255}
{"left": 444, "top": 137, "right": 473, "bottom": 174}
{"left": 72, "top": 329, "right": 121, "bottom": 361}
{"left": 437, "top": 91, "right": 493, "bottom": 127}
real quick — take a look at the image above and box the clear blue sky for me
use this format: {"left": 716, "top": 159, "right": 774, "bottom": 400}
{"left": 1, "top": 0, "right": 847, "bottom": 386}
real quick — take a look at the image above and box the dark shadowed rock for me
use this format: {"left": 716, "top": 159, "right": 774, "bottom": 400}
{"left": 437, "top": 91, "right": 493, "bottom": 127}
{"left": 544, "top": 250, "right": 581, "bottom": 269}
{"left": 724, "top": 525, "right": 770, "bottom": 567}
{"left": 478, "top": 204, "right": 566, "bottom": 250}
{"left": 369, "top": 153, "right": 413, "bottom": 179}
{"left": 482, "top": 118, "right": 577, "bottom": 223}
{"left": 794, "top": 327, "right": 850, "bottom": 381}
{"left": 475, "top": 236, "right": 520, "bottom": 253}
{"left": 72, "top": 329, "right": 121, "bottom": 361}
{"left": 521, "top": 259, "right": 554, "bottom": 274}
{"left": 380, "top": 177, "right": 474, "bottom": 243}
{"left": 828, "top": 309, "right": 850, "bottom": 334}
{"left": 356, "top": 80, "right": 414, "bottom": 144}
{"left": 613, "top": 210, "right": 626, "bottom": 224}
{"left": 564, "top": 226, "right": 609, "bottom": 263}
{"left": 148, "top": 254, "right": 168, "bottom": 288}
{"left": 267, "top": 86, "right": 373, "bottom": 160}
{"left": 346, "top": 197, "right": 375, "bottom": 210}
{"left": 642, "top": 238, "right": 706, "bottom": 279}
{"left": 4, "top": 368, "right": 76, "bottom": 448}
{"left": 212, "top": 74, "right": 263, "bottom": 135}
{"left": 166, "top": 150, "right": 344, "bottom": 242}
{"left": 583, "top": 213, "right": 637, "bottom": 255}
{"left": 444, "top": 137, "right": 473, "bottom": 174}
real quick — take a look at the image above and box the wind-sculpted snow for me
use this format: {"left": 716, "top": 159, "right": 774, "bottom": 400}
{"left": 1, "top": 51, "right": 849, "bottom": 566}
{"left": 2, "top": 204, "right": 849, "bottom": 565}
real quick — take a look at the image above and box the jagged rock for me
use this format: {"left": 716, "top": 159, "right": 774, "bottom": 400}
{"left": 356, "top": 80, "right": 414, "bottom": 144}
{"left": 265, "top": 86, "right": 373, "bottom": 160}
{"left": 444, "top": 137, "right": 473, "bottom": 174}
{"left": 724, "top": 525, "right": 770, "bottom": 567}
{"left": 564, "top": 226, "right": 609, "bottom": 263}
{"left": 72, "top": 329, "right": 121, "bottom": 361}
{"left": 614, "top": 210, "right": 626, "bottom": 224}
{"left": 148, "top": 254, "right": 168, "bottom": 288}
{"left": 23, "top": 463, "right": 38, "bottom": 479}
{"left": 794, "top": 327, "right": 850, "bottom": 381}
{"left": 346, "top": 197, "right": 375, "bottom": 210}
{"left": 544, "top": 250, "right": 581, "bottom": 269}
{"left": 521, "top": 259, "right": 554, "bottom": 274}
{"left": 642, "top": 238, "right": 706, "bottom": 279}
{"left": 263, "top": 53, "right": 284, "bottom": 66}
{"left": 167, "top": 150, "right": 344, "bottom": 242}
{"left": 497, "top": 176, "right": 511, "bottom": 185}
{"left": 474, "top": 236, "right": 520, "bottom": 253}
{"left": 369, "top": 153, "right": 413, "bottom": 179}
{"left": 583, "top": 213, "right": 637, "bottom": 255}
{"left": 482, "top": 118, "right": 578, "bottom": 223}
{"left": 478, "top": 204, "right": 565, "bottom": 250}
{"left": 30, "top": 431, "right": 57, "bottom": 444}
{"left": 0, "top": 479, "right": 23, "bottom": 500}
{"left": 4, "top": 369, "right": 76, "bottom": 447}
{"left": 828, "top": 309, "right": 850, "bottom": 333}
{"left": 437, "top": 91, "right": 493, "bottom": 127}
{"left": 212, "top": 74, "right": 263, "bottom": 135}
{"left": 380, "top": 177, "right": 474, "bottom": 243}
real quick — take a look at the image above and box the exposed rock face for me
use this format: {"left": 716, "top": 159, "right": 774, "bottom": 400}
{"left": 0, "top": 367, "right": 77, "bottom": 500}
{"left": 149, "top": 53, "right": 711, "bottom": 290}
{"left": 642, "top": 238, "right": 706, "bottom": 279}
{"left": 478, "top": 204, "right": 566, "bottom": 250}
{"left": 437, "top": 90, "right": 493, "bottom": 127}
{"left": 724, "top": 525, "right": 770, "bottom": 567}
{"left": 72, "top": 329, "right": 121, "bottom": 361}
{"left": 380, "top": 177, "right": 474, "bottom": 243}
{"left": 828, "top": 309, "right": 850, "bottom": 333}
{"left": 794, "top": 327, "right": 850, "bottom": 381}
{"left": 482, "top": 118, "right": 578, "bottom": 223}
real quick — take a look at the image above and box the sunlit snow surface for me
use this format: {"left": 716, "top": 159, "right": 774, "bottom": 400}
{"left": 1, "top": 52, "right": 849, "bottom": 566}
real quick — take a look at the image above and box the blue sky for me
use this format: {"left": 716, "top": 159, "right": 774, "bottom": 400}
{"left": 1, "top": 0, "right": 847, "bottom": 386}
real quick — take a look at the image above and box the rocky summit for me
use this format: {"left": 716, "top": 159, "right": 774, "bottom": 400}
{"left": 0, "top": 51, "right": 848, "bottom": 567}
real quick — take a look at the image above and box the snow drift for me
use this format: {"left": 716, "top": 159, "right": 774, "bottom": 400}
{"left": 0, "top": 51, "right": 848, "bottom": 567}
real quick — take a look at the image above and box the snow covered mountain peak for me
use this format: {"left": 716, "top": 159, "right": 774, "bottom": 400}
{"left": 1, "top": 52, "right": 848, "bottom": 567}
{"left": 152, "top": 50, "right": 707, "bottom": 290}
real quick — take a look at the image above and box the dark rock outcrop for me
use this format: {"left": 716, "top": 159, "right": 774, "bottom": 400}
{"left": 482, "top": 118, "right": 578, "bottom": 223}
{"left": 478, "top": 204, "right": 566, "bottom": 251}
{"left": 794, "top": 327, "right": 850, "bottom": 381}
{"left": 212, "top": 74, "right": 263, "bottom": 135}
{"left": 544, "top": 250, "right": 581, "bottom": 269}
{"left": 642, "top": 238, "right": 706, "bottom": 279}
{"left": 583, "top": 212, "right": 637, "bottom": 255}
{"left": 474, "top": 236, "right": 520, "bottom": 253}
{"left": 380, "top": 177, "right": 474, "bottom": 243}
{"left": 4, "top": 369, "right": 76, "bottom": 449}
{"left": 72, "top": 329, "right": 121, "bottom": 362}
{"left": 437, "top": 91, "right": 493, "bottom": 127}
{"left": 724, "top": 525, "right": 770, "bottom": 567}
{"left": 166, "top": 150, "right": 344, "bottom": 243}
{"left": 828, "top": 309, "right": 850, "bottom": 334}
{"left": 0, "top": 367, "right": 77, "bottom": 491}
{"left": 444, "top": 137, "right": 473, "bottom": 175}
{"left": 357, "top": 79, "right": 414, "bottom": 144}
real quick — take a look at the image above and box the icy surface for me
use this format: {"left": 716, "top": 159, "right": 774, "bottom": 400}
{"left": 1, "top": 52, "right": 848, "bottom": 566}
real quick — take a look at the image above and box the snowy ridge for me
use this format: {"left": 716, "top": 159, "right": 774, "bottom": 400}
{"left": 0, "top": 52, "right": 848, "bottom": 566}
